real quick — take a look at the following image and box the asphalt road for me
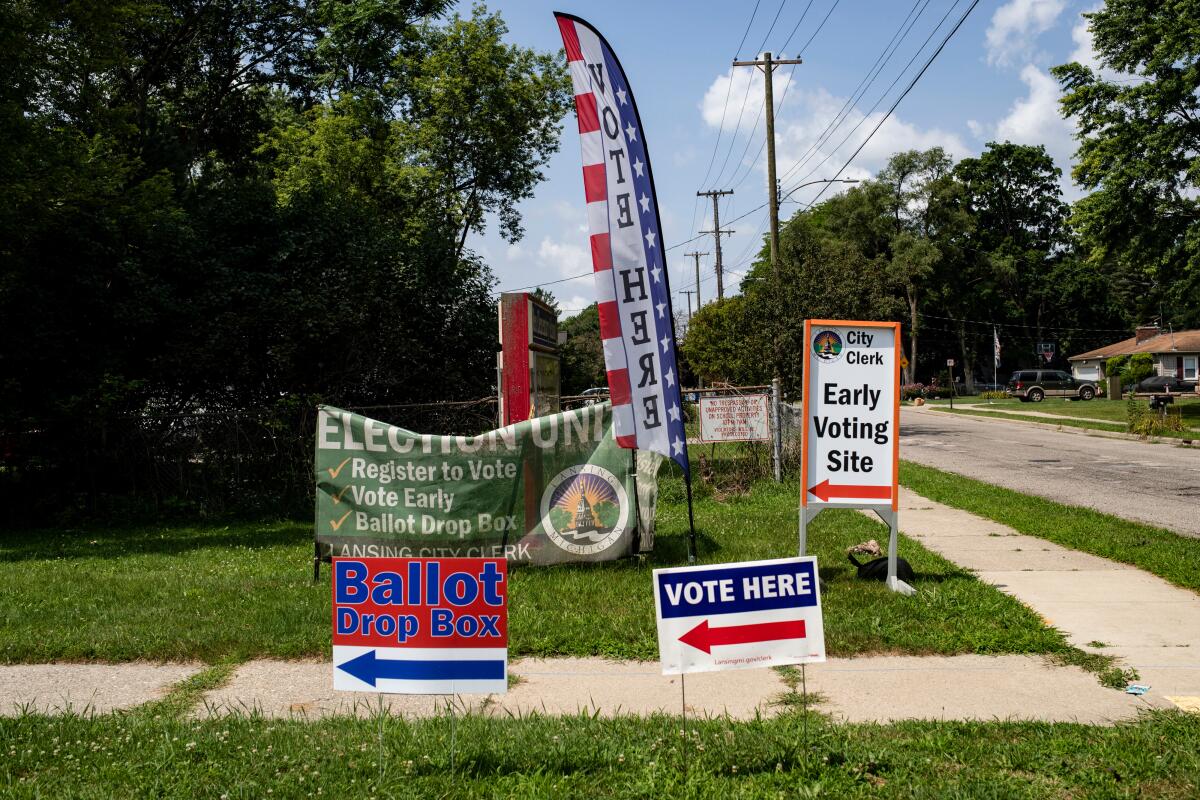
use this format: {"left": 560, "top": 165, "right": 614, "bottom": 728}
{"left": 900, "top": 407, "right": 1200, "bottom": 538}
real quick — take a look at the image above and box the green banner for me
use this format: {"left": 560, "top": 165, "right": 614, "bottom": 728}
{"left": 315, "top": 402, "right": 653, "bottom": 564}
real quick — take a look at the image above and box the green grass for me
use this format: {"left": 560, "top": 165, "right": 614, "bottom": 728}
{"left": 926, "top": 395, "right": 1200, "bottom": 436}
{"left": 930, "top": 405, "right": 1134, "bottom": 435}
{"left": 2, "top": 707, "right": 1197, "bottom": 798}
{"left": 900, "top": 460, "right": 1200, "bottom": 594}
{"left": 1, "top": 476, "right": 1090, "bottom": 668}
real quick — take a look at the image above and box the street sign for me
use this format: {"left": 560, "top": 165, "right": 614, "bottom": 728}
{"left": 698, "top": 394, "right": 770, "bottom": 442}
{"left": 946, "top": 358, "right": 955, "bottom": 367}
{"left": 654, "top": 557, "right": 825, "bottom": 675}
{"left": 801, "top": 320, "right": 900, "bottom": 510}
{"left": 332, "top": 557, "right": 507, "bottom": 694}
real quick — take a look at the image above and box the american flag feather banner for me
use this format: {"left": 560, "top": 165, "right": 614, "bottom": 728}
{"left": 554, "top": 12, "right": 690, "bottom": 479}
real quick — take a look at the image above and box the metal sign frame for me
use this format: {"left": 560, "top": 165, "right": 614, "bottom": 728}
{"left": 799, "top": 319, "right": 913, "bottom": 595}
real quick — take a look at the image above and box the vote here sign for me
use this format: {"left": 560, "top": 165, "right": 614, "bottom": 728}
{"left": 332, "top": 557, "right": 507, "bottom": 695}
{"left": 654, "top": 557, "right": 825, "bottom": 675}
{"left": 802, "top": 320, "right": 900, "bottom": 510}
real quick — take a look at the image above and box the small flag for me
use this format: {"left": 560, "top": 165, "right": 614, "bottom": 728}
{"left": 555, "top": 13, "right": 689, "bottom": 476}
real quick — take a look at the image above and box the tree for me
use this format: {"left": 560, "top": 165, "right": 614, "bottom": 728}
{"left": 0, "top": 2, "right": 570, "bottom": 513}
{"left": 559, "top": 304, "right": 605, "bottom": 395}
{"left": 679, "top": 296, "right": 764, "bottom": 387}
{"left": 805, "top": 149, "right": 963, "bottom": 383}
{"left": 1053, "top": 0, "right": 1200, "bottom": 327}
{"left": 724, "top": 214, "right": 901, "bottom": 393}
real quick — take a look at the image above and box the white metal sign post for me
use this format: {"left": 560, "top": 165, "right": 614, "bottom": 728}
{"left": 800, "top": 320, "right": 912, "bottom": 595}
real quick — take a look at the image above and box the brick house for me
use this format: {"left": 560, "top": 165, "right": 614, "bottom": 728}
{"left": 1068, "top": 325, "right": 1200, "bottom": 383}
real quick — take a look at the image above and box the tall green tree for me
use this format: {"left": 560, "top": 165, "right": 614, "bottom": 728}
{"left": 1053, "top": 0, "right": 1200, "bottom": 327}
{"left": 0, "top": 0, "right": 569, "bottom": 435}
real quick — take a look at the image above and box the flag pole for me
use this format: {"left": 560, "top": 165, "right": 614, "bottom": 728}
{"left": 684, "top": 469, "right": 697, "bottom": 563}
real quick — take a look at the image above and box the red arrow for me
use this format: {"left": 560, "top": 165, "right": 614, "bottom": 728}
{"left": 679, "top": 619, "right": 806, "bottom": 654}
{"left": 807, "top": 479, "right": 891, "bottom": 503}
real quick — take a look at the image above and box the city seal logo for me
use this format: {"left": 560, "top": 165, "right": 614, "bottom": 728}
{"left": 540, "top": 464, "right": 631, "bottom": 556}
{"left": 813, "top": 330, "right": 844, "bottom": 363}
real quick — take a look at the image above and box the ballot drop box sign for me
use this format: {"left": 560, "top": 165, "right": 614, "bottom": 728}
{"left": 653, "top": 557, "right": 825, "bottom": 675}
{"left": 801, "top": 320, "right": 900, "bottom": 510}
{"left": 332, "top": 557, "right": 507, "bottom": 694}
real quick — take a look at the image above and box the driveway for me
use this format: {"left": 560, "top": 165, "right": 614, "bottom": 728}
{"left": 900, "top": 407, "right": 1200, "bottom": 538}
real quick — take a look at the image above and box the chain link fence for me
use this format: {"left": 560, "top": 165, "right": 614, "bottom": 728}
{"left": 0, "top": 399, "right": 500, "bottom": 526}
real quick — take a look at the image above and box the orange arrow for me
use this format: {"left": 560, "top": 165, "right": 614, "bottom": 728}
{"left": 808, "top": 479, "right": 891, "bottom": 503}
{"left": 679, "top": 619, "right": 807, "bottom": 654}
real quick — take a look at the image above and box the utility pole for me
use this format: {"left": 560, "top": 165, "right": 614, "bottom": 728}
{"left": 697, "top": 190, "right": 733, "bottom": 299}
{"left": 685, "top": 251, "right": 708, "bottom": 308}
{"left": 680, "top": 290, "right": 695, "bottom": 321}
{"left": 733, "top": 52, "right": 802, "bottom": 277}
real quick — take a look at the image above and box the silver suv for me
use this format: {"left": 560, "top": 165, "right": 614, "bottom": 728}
{"left": 1006, "top": 369, "right": 1098, "bottom": 402}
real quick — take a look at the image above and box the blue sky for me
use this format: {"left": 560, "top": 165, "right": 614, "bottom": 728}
{"left": 467, "top": 0, "right": 1103, "bottom": 316}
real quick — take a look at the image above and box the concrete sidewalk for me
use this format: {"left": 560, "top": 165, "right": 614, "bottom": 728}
{"left": 190, "top": 653, "right": 1153, "bottom": 724}
{"left": 3, "top": 487, "right": 1196, "bottom": 724}
{"left": 893, "top": 486, "right": 1200, "bottom": 710}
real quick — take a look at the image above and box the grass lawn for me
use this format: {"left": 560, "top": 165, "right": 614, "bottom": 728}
{"left": 929, "top": 405, "right": 1133, "bottom": 435}
{"left": 924, "top": 395, "right": 1200, "bottom": 437}
{"left": 2, "top": 706, "right": 1197, "bottom": 798}
{"left": 900, "top": 461, "right": 1200, "bottom": 594}
{"left": 2, "top": 476, "right": 1089, "bottom": 669}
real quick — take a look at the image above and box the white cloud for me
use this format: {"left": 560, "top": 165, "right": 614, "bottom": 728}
{"left": 772, "top": 87, "right": 970, "bottom": 200}
{"left": 700, "top": 66, "right": 793, "bottom": 135}
{"left": 536, "top": 235, "right": 590, "bottom": 280}
{"left": 985, "top": 0, "right": 1066, "bottom": 66}
{"left": 994, "top": 65, "right": 1076, "bottom": 167}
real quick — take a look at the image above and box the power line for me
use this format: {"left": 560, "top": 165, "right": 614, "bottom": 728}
{"left": 690, "top": 1, "right": 767, "bottom": 237}
{"left": 726, "top": 0, "right": 843, "bottom": 191}
{"left": 918, "top": 311, "right": 1133, "bottom": 333}
{"left": 804, "top": 0, "right": 981, "bottom": 207}
{"left": 777, "top": 0, "right": 929, "bottom": 187}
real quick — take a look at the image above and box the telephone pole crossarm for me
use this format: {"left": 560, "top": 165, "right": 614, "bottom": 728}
{"left": 697, "top": 190, "right": 734, "bottom": 300}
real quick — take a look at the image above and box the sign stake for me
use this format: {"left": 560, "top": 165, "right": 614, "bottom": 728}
{"left": 684, "top": 473, "right": 698, "bottom": 563}
{"left": 449, "top": 695, "right": 457, "bottom": 773}
{"left": 377, "top": 692, "right": 384, "bottom": 784}
{"left": 680, "top": 673, "right": 688, "bottom": 780}
{"left": 801, "top": 664, "right": 809, "bottom": 769}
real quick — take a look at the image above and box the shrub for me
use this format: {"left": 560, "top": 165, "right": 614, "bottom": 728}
{"left": 901, "top": 383, "right": 926, "bottom": 400}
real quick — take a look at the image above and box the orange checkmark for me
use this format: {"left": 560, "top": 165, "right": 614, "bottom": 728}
{"left": 329, "top": 511, "right": 352, "bottom": 531}
{"left": 327, "top": 457, "right": 352, "bottom": 480}
{"left": 331, "top": 485, "right": 352, "bottom": 505}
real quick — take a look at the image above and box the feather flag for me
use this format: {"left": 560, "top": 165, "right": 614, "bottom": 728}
{"left": 555, "top": 12, "right": 689, "bottom": 477}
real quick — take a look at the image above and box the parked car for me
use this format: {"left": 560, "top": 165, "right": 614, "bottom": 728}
{"left": 1134, "top": 375, "right": 1197, "bottom": 394}
{"left": 1006, "top": 369, "right": 1098, "bottom": 402}
{"left": 580, "top": 387, "right": 608, "bottom": 405}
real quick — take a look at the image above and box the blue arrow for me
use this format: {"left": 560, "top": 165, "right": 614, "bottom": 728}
{"left": 337, "top": 650, "right": 505, "bottom": 687}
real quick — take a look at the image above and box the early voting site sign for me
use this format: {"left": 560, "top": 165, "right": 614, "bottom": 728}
{"left": 698, "top": 394, "right": 770, "bottom": 442}
{"left": 333, "top": 558, "right": 507, "bottom": 694}
{"left": 654, "top": 557, "right": 825, "bottom": 675}
{"left": 801, "top": 321, "right": 900, "bottom": 510}
{"left": 316, "top": 403, "right": 650, "bottom": 566}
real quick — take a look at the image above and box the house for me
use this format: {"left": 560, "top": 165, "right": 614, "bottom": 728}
{"left": 1068, "top": 325, "right": 1200, "bottom": 383}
